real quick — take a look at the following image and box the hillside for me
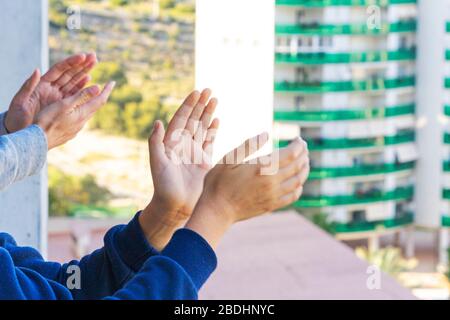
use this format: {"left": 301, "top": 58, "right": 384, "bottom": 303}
{"left": 48, "top": 0, "right": 196, "bottom": 217}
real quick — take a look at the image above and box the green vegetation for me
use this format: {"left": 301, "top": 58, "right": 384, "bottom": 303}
{"left": 48, "top": 166, "right": 112, "bottom": 217}
{"left": 355, "top": 246, "right": 417, "bottom": 277}
{"left": 48, "top": 0, "right": 195, "bottom": 216}
{"left": 49, "top": 0, "right": 195, "bottom": 139}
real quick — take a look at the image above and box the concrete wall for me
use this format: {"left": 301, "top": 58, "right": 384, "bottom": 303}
{"left": 0, "top": 0, "right": 48, "bottom": 252}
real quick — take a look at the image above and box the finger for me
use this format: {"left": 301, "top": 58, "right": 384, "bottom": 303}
{"left": 77, "top": 81, "right": 116, "bottom": 118}
{"left": 194, "top": 97, "right": 218, "bottom": 143}
{"left": 12, "top": 69, "right": 41, "bottom": 105}
{"left": 222, "top": 132, "right": 269, "bottom": 165}
{"left": 185, "top": 88, "right": 211, "bottom": 137}
{"left": 53, "top": 53, "right": 96, "bottom": 88}
{"left": 278, "top": 138, "right": 308, "bottom": 168}
{"left": 148, "top": 120, "right": 168, "bottom": 168}
{"left": 202, "top": 118, "right": 220, "bottom": 156}
{"left": 61, "top": 57, "right": 97, "bottom": 96}
{"left": 280, "top": 173, "right": 303, "bottom": 195}
{"left": 278, "top": 153, "right": 309, "bottom": 181}
{"left": 41, "top": 53, "right": 86, "bottom": 82}
{"left": 67, "top": 74, "right": 91, "bottom": 97}
{"left": 278, "top": 186, "right": 304, "bottom": 209}
{"left": 62, "top": 85, "right": 101, "bottom": 112}
{"left": 164, "top": 90, "right": 200, "bottom": 144}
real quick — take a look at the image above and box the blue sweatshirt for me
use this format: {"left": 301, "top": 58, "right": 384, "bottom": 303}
{"left": 0, "top": 213, "right": 217, "bottom": 300}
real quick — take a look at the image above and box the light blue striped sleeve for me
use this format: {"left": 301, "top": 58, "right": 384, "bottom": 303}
{"left": 0, "top": 124, "right": 47, "bottom": 191}
{"left": 0, "top": 112, "right": 8, "bottom": 136}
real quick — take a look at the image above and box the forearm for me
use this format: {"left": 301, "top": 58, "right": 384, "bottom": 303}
{"left": 185, "top": 197, "right": 233, "bottom": 250}
{"left": 139, "top": 199, "right": 189, "bottom": 251}
{"left": 0, "top": 125, "right": 47, "bottom": 191}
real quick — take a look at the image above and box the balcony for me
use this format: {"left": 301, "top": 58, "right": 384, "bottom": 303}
{"left": 333, "top": 212, "right": 414, "bottom": 233}
{"left": 276, "top": 130, "right": 416, "bottom": 151}
{"left": 294, "top": 185, "right": 414, "bottom": 208}
{"left": 274, "top": 103, "right": 415, "bottom": 122}
{"left": 309, "top": 161, "right": 416, "bottom": 180}
{"left": 274, "top": 76, "right": 415, "bottom": 94}
{"left": 275, "top": 20, "right": 417, "bottom": 36}
{"left": 275, "top": 49, "right": 416, "bottom": 65}
{"left": 275, "top": 0, "right": 417, "bottom": 7}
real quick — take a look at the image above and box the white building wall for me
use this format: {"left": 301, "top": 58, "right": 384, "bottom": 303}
{"left": 196, "top": 0, "right": 275, "bottom": 161}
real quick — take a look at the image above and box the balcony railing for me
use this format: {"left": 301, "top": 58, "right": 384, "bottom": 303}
{"left": 442, "top": 189, "right": 450, "bottom": 200}
{"left": 274, "top": 103, "right": 414, "bottom": 122}
{"left": 276, "top": 0, "right": 417, "bottom": 7}
{"left": 443, "top": 215, "right": 450, "bottom": 227}
{"left": 444, "top": 132, "right": 450, "bottom": 145}
{"left": 275, "top": 20, "right": 417, "bottom": 36}
{"left": 275, "top": 49, "right": 416, "bottom": 65}
{"left": 333, "top": 212, "right": 414, "bottom": 233}
{"left": 309, "top": 161, "right": 415, "bottom": 180}
{"left": 294, "top": 186, "right": 414, "bottom": 208}
{"left": 274, "top": 76, "right": 415, "bottom": 93}
{"left": 276, "top": 130, "right": 415, "bottom": 151}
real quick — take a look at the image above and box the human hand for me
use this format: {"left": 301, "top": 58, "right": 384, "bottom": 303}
{"left": 34, "top": 81, "right": 115, "bottom": 150}
{"left": 139, "top": 89, "right": 219, "bottom": 250}
{"left": 5, "top": 53, "right": 97, "bottom": 133}
{"left": 186, "top": 134, "right": 310, "bottom": 248}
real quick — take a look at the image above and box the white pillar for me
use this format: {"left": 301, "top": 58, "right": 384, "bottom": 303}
{"left": 415, "top": 0, "right": 446, "bottom": 228}
{"left": 0, "top": 0, "right": 48, "bottom": 252}
{"left": 195, "top": 0, "right": 275, "bottom": 161}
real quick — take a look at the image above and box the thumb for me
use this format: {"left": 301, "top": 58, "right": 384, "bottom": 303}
{"left": 12, "top": 69, "right": 40, "bottom": 105}
{"left": 148, "top": 120, "right": 167, "bottom": 168}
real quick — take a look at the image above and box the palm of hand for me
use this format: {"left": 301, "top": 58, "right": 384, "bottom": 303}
{"left": 6, "top": 53, "right": 95, "bottom": 133}
{"left": 154, "top": 134, "right": 212, "bottom": 219}
{"left": 148, "top": 89, "right": 219, "bottom": 223}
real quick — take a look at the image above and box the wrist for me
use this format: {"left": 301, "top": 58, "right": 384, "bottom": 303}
{"left": 139, "top": 200, "right": 184, "bottom": 251}
{"left": 185, "top": 194, "right": 234, "bottom": 249}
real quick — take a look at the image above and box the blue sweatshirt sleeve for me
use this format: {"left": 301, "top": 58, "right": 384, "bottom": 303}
{"left": 1, "top": 214, "right": 217, "bottom": 300}
{"left": 4, "top": 212, "right": 160, "bottom": 299}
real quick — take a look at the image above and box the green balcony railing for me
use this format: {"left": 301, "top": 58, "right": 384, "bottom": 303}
{"left": 274, "top": 103, "right": 415, "bottom": 122}
{"left": 446, "top": 21, "right": 450, "bottom": 33}
{"left": 276, "top": 131, "right": 415, "bottom": 151}
{"left": 274, "top": 76, "right": 415, "bottom": 94}
{"left": 332, "top": 212, "right": 414, "bottom": 233}
{"left": 294, "top": 186, "right": 414, "bottom": 208}
{"left": 309, "top": 161, "right": 415, "bottom": 180}
{"left": 443, "top": 189, "right": 450, "bottom": 200}
{"left": 445, "top": 78, "right": 450, "bottom": 89}
{"left": 446, "top": 50, "right": 450, "bottom": 61}
{"left": 275, "top": 20, "right": 416, "bottom": 36}
{"left": 444, "top": 161, "right": 450, "bottom": 172}
{"left": 276, "top": 0, "right": 417, "bottom": 7}
{"left": 444, "top": 132, "right": 450, "bottom": 145}
{"left": 445, "top": 105, "right": 450, "bottom": 116}
{"left": 275, "top": 49, "right": 416, "bottom": 65}
{"left": 443, "top": 216, "right": 450, "bottom": 227}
